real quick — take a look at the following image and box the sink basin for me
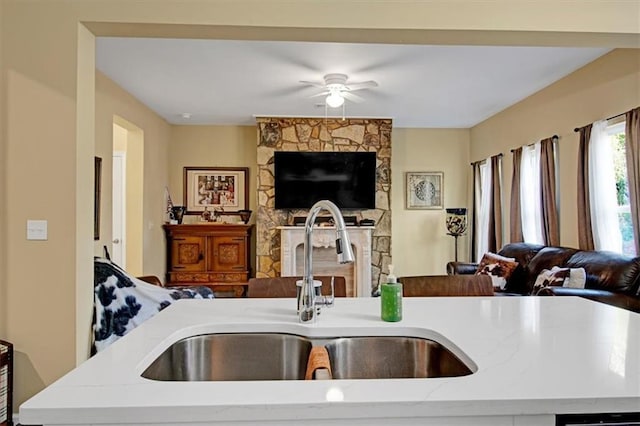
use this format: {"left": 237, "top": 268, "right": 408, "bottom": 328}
{"left": 141, "top": 333, "right": 474, "bottom": 381}
{"left": 325, "top": 336, "right": 473, "bottom": 379}
{"left": 141, "top": 333, "right": 313, "bottom": 381}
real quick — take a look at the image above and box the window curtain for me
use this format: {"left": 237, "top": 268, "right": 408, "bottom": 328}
{"left": 488, "top": 154, "right": 503, "bottom": 252}
{"left": 625, "top": 107, "right": 640, "bottom": 254}
{"left": 473, "top": 155, "right": 503, "bottom": 260}
{"left": 510, "top": 147, "right": 523, "bottom": 242}
{"left": 589, "top": 120, "right": 623, "bottom": 252}
{"left": 471, "top": 162, "right": 480, "bottom": 261}
{"left": 577, "top": 125, "right": 594, "bottom": 250}
{"left": 473, "top": 159, "right": 492, "bottom": 261}
{"left": 540, "top": 136, "right": 560, "bottom": 246}
{"left": 521, "top": 143, "right": 544, "bottom": 244}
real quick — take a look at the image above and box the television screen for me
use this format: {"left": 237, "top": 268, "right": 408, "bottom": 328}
{"left": 274, "top": 151, "right": 376, "bottom": 209}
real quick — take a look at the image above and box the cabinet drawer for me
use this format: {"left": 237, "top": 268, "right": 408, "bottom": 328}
{"left": 209, "top": 273, "right": 248, "bottom": 283}
{"left": 170, "top": 272, "right": 210, "bottom": 283}
{"left": 169, "top": 272, "right": 248, "bottom": 285}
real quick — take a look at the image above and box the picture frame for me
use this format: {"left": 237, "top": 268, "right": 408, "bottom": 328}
{"left": 94, "top": 156, "right": 102, "bottom": 240}
{"left": 184, "top": 166, "right": 249, "bottom": 215}
{"left": 405, "top": 171, "right": 444, "bottom": 209}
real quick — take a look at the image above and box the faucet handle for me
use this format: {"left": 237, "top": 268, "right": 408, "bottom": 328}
{"left": 316, "top": 276, "right": 335, "bottom": 308}
{"left": 329, "top": 276, "right": 335, "bottom": 305}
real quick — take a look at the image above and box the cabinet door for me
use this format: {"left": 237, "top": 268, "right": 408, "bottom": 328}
{"left": 170, "top": 236, "right": 206, "bottom": 272}
{"left": 211, "top": 236, "right": 247, "bottom": 272}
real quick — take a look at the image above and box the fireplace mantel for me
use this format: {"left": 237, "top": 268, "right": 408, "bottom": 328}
{"left": 279, "top": 226, "right": 373, "bottom": 297}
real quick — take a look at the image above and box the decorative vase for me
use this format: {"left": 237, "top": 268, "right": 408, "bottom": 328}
{"left": 201, "top": 206, "right": 212, "bottom": 222}
{"left": 445, "top": 208, "right": 468, "bottom": 236}
{"left": 171, "top": 206, "right": 186, "bottom": 224}
{"left": 445, "top": 208, "right": 467, "bottom": 262}
{"left": 238, "top": 209, "right": 252, "bottom": 224}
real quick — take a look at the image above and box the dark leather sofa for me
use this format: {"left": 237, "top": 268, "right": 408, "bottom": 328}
{"left": 447, "top": 242, "right": 640, "bottom": 313}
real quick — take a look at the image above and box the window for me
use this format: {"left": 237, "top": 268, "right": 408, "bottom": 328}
{"left": 475, "top": 159, "right": 492, "bottom": 260}
{"left": 473, "top": 155, "right": 503, "bottom": 261}
{"left": 607, "top": 121, "right": 635, "bottom": 256}
{"left": 520, "top": 142, "right": 544, "bottom": 244}
{"left": 588, "top": 120, "right": 635, "bottom": 257}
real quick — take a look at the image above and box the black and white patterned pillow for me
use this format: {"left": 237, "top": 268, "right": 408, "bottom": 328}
{"left": 533, "top": 266, "right": 586, "bottom": 294}
{"left": 92, "top": 257, "right": 214, "bottom": 354}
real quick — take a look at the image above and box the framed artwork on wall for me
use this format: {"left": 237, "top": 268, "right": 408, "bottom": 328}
{"left": 405, "top": 171, "right": 444, "bottom": 209}
{"left": 183, "top": 166, "right": 249, "bottom": 215}
{"left": 94, "top": 156, "right": 102, "bottom": 240}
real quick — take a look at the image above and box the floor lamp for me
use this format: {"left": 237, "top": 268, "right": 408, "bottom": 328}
{"left": 446, "top": 208, "right": 467, "bottom": 262}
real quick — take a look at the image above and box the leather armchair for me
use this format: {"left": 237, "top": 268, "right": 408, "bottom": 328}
{"left": 247, "top": 276, "right": 347, "bottom": 298}
{"left": 446, "top": 262, "right": 479, "bottom": 275}
{"left": 399, "top": 274, "right": 493, "bottom": 297}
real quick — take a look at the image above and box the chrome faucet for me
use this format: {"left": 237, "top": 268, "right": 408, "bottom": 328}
{"left": 298, "top": 200, "right": 354, "bottom": 323}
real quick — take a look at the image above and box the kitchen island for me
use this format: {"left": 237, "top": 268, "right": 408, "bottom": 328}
{"left": 20, "top": 296, "right": 640, "bottom": 425}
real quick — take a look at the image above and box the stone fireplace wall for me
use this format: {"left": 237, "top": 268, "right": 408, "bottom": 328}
{"left": 256, "top": 117, "right": 392, "bottom": 293}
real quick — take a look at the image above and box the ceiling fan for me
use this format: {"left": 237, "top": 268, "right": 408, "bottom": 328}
{"left": 300, "top": 73, "right": 378, "bottom": 108}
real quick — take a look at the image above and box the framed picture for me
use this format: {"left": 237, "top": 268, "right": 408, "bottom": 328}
{"left": 184, "top": 167, "right": 249, "bottom": 214}
{"left": 94, "top": 157, "right": 102, "bottom": 240}
{"left": 405, "top": 171, "right": 444, "bottom": 209}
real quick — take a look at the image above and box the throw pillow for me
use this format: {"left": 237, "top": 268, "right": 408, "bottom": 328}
{"left": 533, "top": 266, "right": 587, "bottom": 294}
{"left": 475, "top": 252, "right": 519, "bottom": 291}
{"left": 563, "top": 267, "right": 587, "bottom": 289}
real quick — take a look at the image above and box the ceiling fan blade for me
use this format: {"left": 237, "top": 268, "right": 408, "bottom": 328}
{"left": 345, "top": 80, "right": 378, "bottom": 91}
{"left": 309, "top": 90, "right": 329, "bottom": 98}
{"left": 342, "top": 91, "right": 365, "bottom": 103}
{"left": 299, "top": 80, "right": 326, "bottom": 88}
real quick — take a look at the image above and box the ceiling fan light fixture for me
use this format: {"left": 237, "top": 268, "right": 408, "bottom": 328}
{"left": 326, "top": 92, "right": 344, "bottom": 108}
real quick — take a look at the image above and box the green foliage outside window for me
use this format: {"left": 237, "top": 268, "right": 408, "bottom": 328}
{"left": 612, "top": 133, "right": 628, "bottom": 206}
{"left": 611, "top": 131, "right": 635, "bottom": 256}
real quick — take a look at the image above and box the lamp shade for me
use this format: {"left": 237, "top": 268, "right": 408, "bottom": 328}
{"left": 445, "top": 208, "right": 467, "bottom": 236}
{"left": 326, "top": 92, "right": 345, "bottom": 108}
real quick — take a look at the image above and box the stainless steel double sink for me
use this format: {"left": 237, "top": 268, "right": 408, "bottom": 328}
{"left": 141, "top": 333, "right": 475, "bottom": 381}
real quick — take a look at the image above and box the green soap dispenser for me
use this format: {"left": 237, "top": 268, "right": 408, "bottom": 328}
{"left": 381, "top": 264, "right": 402, "bottom": 322}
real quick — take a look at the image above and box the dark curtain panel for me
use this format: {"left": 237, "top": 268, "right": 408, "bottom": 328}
{"left": 577, "top": 125, "right": 595, "bottom": 250}
{"left": 625, "top": 107, "right": 640, "bottom": 254}
{"left": 471, "top": 162, "right": 481, "bottom": 262}
{"left": 488, "top": 155, "right": 503, "bottom": 252}
{"left": 540, "top": 137, "right": 560, "bottom": 246}
{"left": 510, "top": 147, "right": 523, "bottom": 243}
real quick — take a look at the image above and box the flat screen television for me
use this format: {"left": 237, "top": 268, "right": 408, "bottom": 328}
{"left": 274, "top": 151, "right": 376, "bottom": 209}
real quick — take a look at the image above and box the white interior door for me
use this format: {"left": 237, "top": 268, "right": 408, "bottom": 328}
{"left": 112, "top": 151, "right": 126, "bottom": 267}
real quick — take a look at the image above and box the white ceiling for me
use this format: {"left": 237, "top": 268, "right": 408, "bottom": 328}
{"left": 96, "top": 38, "right": 610, "bottom": 128}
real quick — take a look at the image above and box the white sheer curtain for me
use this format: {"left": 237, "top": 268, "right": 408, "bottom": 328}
{"left": 475, "top": 158, "right": 492, "bottom": 260}
{"left": 589, "top": 120, "right": 623, "bottom": 252}
{"left": 520, "top": 142, "right": 544, "bottom": 244}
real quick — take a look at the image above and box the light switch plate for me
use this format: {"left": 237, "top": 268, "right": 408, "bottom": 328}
{"left": 27, "top": 220, "right": 48, "bottom": 240}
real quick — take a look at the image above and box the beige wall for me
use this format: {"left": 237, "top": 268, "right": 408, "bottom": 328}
{"left": 1, "top": 0, "right": 638, "bottom": 412}
{"left": 168, "top": 126, "right": 257, "bottom": 213}
{"left": 170, "top": 125, "right": 471, "bottom": 279}
{"left": 392, "top": 129, "right": 471, "bottom": 275}
{"left": 95, "top": 71, "right": 171, "bottom": 279}
{"left": 471, "top": 49, "right": 640, "bottom": 249}
{"left": 168, "top": 125, "right": 258, "bottom": 273}
{"left": 0, "top": 0, "right": 6, "bottom": 338}
{"left": 4, "top": 3, "right": 81, "bottom": 409}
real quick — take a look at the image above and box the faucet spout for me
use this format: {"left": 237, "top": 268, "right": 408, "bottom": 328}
{"left": 299, "top": 200, "right": 354, "bottom": 323}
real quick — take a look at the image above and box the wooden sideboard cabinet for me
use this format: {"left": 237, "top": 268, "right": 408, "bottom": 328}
{"left": 163, "top": 223, "right": 253, "bottom": 297}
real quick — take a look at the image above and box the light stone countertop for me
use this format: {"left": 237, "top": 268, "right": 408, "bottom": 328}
{"left": 19, "top": 297, "right": 640, "bottom": 426}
